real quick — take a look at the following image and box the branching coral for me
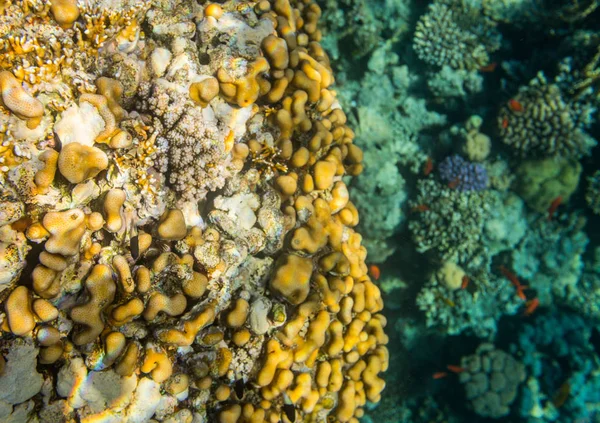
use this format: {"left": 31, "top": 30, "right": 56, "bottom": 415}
{"left": 413, "top": 0, "right": 500, "bottom": 71}
{"left": 498, "top": 72, "right": 597, "bottom": 158}
{"left": 408, "top": 178, "right": 495, "bottom": 263}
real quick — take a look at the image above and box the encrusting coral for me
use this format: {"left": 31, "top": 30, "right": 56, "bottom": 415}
{"left": 0, "top": 0, "right": 388, "bottom": 422}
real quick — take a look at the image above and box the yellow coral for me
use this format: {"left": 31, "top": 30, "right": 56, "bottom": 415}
{"left": 0, "top": 71, "right": 44, "bottom": 128}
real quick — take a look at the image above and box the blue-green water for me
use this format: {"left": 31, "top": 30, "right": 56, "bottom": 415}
{"left": 318, "top": 0, "right": 600, "bottom": 422}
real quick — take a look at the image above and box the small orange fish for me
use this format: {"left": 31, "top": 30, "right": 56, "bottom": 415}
{"left": 461, "top": 275, "right": 469, "bottom": 290}
{"left": 432, "top": 372, "right": 448, "bottom": 379}
{"left": 447, "top": 365, "right": 466, "bottom": 374}
{"left": 423, "top": 157, "right": 434, "bottom": 176}
{"left": 369, "top": 264, "right": 381, "bottom": 281}
{"left": 448, "top": 177, "right": 460, "bottom": 189}
{"left": 547, "top": 196, "right": 563, "bottom": 221}
{"left": 501, "top": 118, "right": 509, "bottom": 129}
{"left": 411, "top": 204, "right": 430, "bottom": 213}
{"left": 499, "top": 265, "right": 528, "bottom": 300}
{"left": 480, "top": 62, "right": 498, "bottom": 72}
{"left": 524, "top": 298, "right": 539, "bottom": 316}
{"left": 508, "top": 99, "right": 524, "bottom": 112}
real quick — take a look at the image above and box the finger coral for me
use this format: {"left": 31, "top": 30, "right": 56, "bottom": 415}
{"left": 409, "top": 179, "right": 495, "bottom": 262}
{"left": 413, "top": 0, "right": 500, "bottom": 71}
{"left": 0, "top": 0, "right": 387, "bottom": 421}
{"left": 498, "top": 72, "right": 597, "bottom": 157}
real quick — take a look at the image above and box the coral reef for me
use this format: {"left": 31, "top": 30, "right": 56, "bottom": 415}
{"left": 319, "top": 0, "right": 600, "bottom": 421}
{"left": 408, "top": 179, "right": 495, "bottom": 263}
{"left": 513, "top": 157, "right": 582, "bottom": 213}
{"left": 513, "top": 311, "right": 600, "bottom": 423}
{"left": 438, "top": 154, "right": 489, "bottom": 192}
{"left": 586, "top": 170, "right": 600, "bottom": 214}
{"left": 0, "top": 1, "right": 389, "bottom": 422}
{"left": 413, "top": 0, "right": 500, "bottom": 71}
{"left": 498, "top": 72, "right": 597, "bottom": 158}
{"left": 459, "top": 343, "right": 526, "bottom": 418}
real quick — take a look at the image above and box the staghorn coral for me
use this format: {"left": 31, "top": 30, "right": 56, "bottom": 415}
{"left": 498, "top": 72, "right": 597, "bottom": 158}
{"left": 0, "top": 1, "right": 388, "bottom": 422}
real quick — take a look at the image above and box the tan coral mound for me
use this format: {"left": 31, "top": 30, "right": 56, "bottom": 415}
{"left": 0, "top": 1, "right": 388, "bottom": 422}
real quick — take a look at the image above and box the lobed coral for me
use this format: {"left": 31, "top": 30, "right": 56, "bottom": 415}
{"left": 513, "top": 157, "right": 581, "bottom": 213}
{"left": 459, "top": 343, "right": 526, "bottom": 418}
{"left": 0, "top": 0, "right": 389, "bottom": 422}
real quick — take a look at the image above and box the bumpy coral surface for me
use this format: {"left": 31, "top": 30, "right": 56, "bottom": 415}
{"left": 498, "top": 72, "right": 597, "bottom": 157}
{"left": 413, "top": 0, "right": 500, "bottom": 71}
{"left": 586, "top": 169, "right": 600, "bottom": 214}
{"left": 438, "top": 154, "right": 488, "bottom": 192}
{"left": 0, "top": 1, "right": 388, "bottom": 422}
{"left": 459, "top": 343, "right": 526, "bottom": 418}
{"left": 408, "top": 178, "right": 494, "bottom": 262}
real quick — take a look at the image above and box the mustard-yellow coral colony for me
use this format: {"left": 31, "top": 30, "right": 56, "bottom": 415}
{"left": 0, "top": 0, "right": 388, "bottom": 421}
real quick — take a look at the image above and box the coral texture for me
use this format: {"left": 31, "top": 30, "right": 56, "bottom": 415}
{"left": 459, "top": 343, "right": 526, "bottom": 418}
{"left": 408, "top": 179, "right": 494, "bottom": 262}
{"left": 498, "top": 72, "right": 597, "bottom": 158}
{"left": 438, "top": 154, "right": 489, "bottom": 192}
{"left": 0, "top": 1, "right": 388, "bottom": 422}
{"left": 413, "top": 0, "right": 500, "bottom": 71}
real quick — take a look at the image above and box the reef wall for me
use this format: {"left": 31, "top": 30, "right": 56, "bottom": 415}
{"left": 0, "top": 1, "right": 388, "bottom": 422}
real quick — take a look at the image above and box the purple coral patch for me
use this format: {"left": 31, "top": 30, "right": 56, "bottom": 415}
{"left": 438, "top": 154, "right": 488, "bottom": 192}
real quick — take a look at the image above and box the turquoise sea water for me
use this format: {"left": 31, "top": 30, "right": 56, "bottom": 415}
{"left": 317, "top": 0, "right": 600, "bottom": 422}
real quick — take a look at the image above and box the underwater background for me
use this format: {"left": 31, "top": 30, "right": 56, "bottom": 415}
{"left": 1, "top": 0, "right": 600, "bottom": 421}
{"left": 316, "top": 0, "right": 600, "bottom": 422}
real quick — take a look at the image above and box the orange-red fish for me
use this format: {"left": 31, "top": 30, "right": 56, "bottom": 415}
{"left": 480, "top": 62, "right": 498, "bottom": 72}
{"left": 524, "top": 298, "right": 539, "bottom": 316}
{"left": 499, "top": 265, "right": 528, "bottom": 300}
{"left": 447, "top": 365, "right": 466, "bottom": 374}
{"left": 432, "top": 372, "right": 448, "bottom": 379}
{"left": 547, "top": 196, "right": 563, "bottom": 221}
{"left": 411, "top": 204, "right": 430, "bottom": 213}
{"left": 508, "top": 99, "right": 524, "bottom": 112}
{"left": 448, "top": 177, "right": 460, "bottom": 189}
{"left": 461, "top": 275, "right": 470, "bottom": 290}
{"left": 369, "top": 264, "right": 381, "bottom": 281}
{"left": 424, "top": 157, "right": 434, "bottom": 176}
{"left": 501, "top": 118, "right": 509, "bottom": 129}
